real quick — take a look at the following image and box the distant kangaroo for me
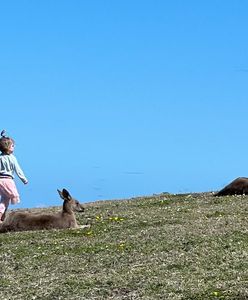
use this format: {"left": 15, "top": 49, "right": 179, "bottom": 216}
{"left": 0, "top": 189, "right": 85, "bottom": 233}
{"left": 215, "top": 177, "right": 248, "bottom": 196}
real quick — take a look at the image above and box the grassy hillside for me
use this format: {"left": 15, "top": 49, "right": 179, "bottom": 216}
{"left": 0, "top": 192, "right": 248, "bottom": 300}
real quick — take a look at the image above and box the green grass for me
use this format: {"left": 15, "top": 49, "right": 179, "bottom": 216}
{"left": 0, "top": 192, "right": 248, "bottom": 299}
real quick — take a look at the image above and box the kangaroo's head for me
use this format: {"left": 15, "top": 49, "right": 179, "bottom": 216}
{"left": 57, "top": 189, "right": 85, "bottom": 213}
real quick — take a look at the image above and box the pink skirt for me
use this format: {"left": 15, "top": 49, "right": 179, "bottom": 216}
{"left": 0, "top": 178, "right": 20, "bottom": 205}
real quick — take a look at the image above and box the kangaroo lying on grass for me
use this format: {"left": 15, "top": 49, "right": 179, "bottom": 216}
{"left": 215, "top": 177, "right": 248, "bottom": 196}
{"left": 0, "top": 189, "right": 85, "bottom": 233}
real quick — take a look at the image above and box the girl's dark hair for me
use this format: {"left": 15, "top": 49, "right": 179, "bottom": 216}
{"left": 0, "top": 130, "right": 15, "bottom": 154}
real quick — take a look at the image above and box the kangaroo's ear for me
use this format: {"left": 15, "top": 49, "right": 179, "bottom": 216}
{"left": 57, "top": 189, "right": 65, "bottom": 200}
{"left": 62, "top": 189, "right": 72, "bottom": 200}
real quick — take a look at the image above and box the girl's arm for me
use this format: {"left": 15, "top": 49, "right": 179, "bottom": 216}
{"left": 12, "top": 156, "right": 28, "bottom": 184}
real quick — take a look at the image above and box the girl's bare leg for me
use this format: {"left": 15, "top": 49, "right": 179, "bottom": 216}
{"left": 0, "top": 195, "right": 9, "bottom": 221}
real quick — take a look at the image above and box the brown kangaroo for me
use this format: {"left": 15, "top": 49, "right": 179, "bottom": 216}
{"left": 0, "top": 189, "right": 85, "bottom": 233}
{"left": 215, "top": 177, "right": 248, "bottom": 196}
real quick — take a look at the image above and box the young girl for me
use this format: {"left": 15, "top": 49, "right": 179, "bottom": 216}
{"left": 0, "top": 130, "right": 28, "bottom": 222}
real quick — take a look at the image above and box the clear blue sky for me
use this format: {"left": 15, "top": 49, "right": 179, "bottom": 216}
{"left": 0, "top": 1, "right": 248, "bottom": 208}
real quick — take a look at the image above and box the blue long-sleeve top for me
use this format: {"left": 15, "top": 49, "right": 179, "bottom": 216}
{"left": 0, "top": 153, "right": 28, "bottom": 184}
